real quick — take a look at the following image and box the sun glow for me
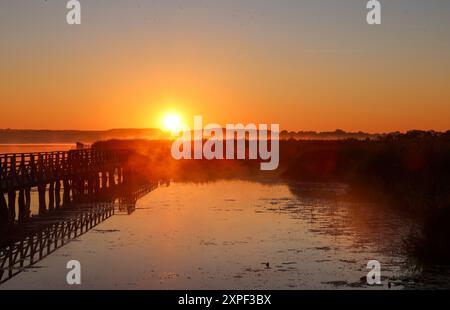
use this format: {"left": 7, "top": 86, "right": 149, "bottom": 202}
{"left": 162, "top": 113, "right": 184, "bottom": 135}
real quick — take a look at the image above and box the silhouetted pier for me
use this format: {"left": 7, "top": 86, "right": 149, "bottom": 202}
{"left": 0, "top": 148, "right": 165, "bottom": 284}
{"left": 0, "top": 149, "right": 131, "bottom": 224}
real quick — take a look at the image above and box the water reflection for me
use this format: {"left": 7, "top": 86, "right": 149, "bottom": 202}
{"left": 0, "top": 203, "right": 115, "bottom": 284}
{"left": 0, "top": 179, "right": 449, "bottom": 289}
{"left": 0, "top": 181, "right": 160, "bottom": 285}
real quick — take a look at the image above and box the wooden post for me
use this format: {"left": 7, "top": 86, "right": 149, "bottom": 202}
{"left": 10, "top": 154, "right": 17, "bottom": 188}
{"left": 48, "top": 182, "right": 55, "bottom": 211}
{"left": 0, "top": 193, "right": 9, "bottom": 223}
{"left": 94, "top": 172, "right": 100, "bottom": 195}
{"left": 109, "top": 169, "right": 116, "bottom": 187}
{"left": 88, "top": 175, "right": 94, "bottom": 197}
{"left": 102, "top": 171, "right": 107, "bottom": 189}
{"left": 71, "top": 179, "right": 78, "bottom": 203}
{"left": 18, "top": 189, "right": 26, "bottom": 222}
{"left": 63, "top": 179, "right": 71, "bottom": 205}
{"left": 118, "top": 167, "right": 123, "bottom": 185}
{"left": 25, "top": 187, "right": 31, "bottom": 219}
{"left": 72, "top": 178, "right": 78, "bottom": 202}
{"left": 73, "top": 177, "right": 83, "bottom": 202}
{"left": 38, "top": 184, "right": 46, "bottom": 215}
{"left": 55, "top": 180, "right": 61, "bottom": 208}
{"left": 7, "top": 191, "right": 16, "bottom": 223}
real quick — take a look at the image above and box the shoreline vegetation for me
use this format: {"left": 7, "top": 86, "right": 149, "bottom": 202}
{"left": 3, "top": 128, "right": 449, "bottom": 144}
{"left": 92, "top": 130, "right": 450, "bottom": 211}
{"left": 92, "top": 130, "right": 450, "bottom": 265}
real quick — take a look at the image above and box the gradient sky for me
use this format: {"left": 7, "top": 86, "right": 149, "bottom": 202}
{"left": 1, "top": 0, "right": 449, "bottom": 132}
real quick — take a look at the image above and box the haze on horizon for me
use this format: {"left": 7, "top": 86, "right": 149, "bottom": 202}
{"left": 1, "top": 0, "right": 450, "bottom": 133}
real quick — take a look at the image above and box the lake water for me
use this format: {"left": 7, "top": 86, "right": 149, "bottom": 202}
{"left": 2, "top": 179, "right": 449, "bottom": 290}
{"left": 1, "top": 145, "right": 450, "bottom": 289}
{"left": 0, "top": 144, "right": 75, "bottom": 154}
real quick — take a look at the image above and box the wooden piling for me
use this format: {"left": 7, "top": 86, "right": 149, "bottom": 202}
{"left": 94, "top": 172, "right": 100, "bottom": 194}
{"left": 25, "top": 187, "right": 31, "bottom": 219}
{"left": 18, "top": 189, "right": 26, "bottom": 222}
{"left": 7, "top": 191, "right": 16, "bottom": 222}
{"left": 63, "top": 179, "right": 71, "bottom": 205}
{"left": 102, "top": 171, "right": 107, "bottom": 189}
{"left": 55, "top": 180, "right": 61, "bottom": 208}
{"left": 109, "top": 169, "right": 116, "bottom": 187}
{"left": 118, "top": 167, "right": 122, "bottom": 185}
{"left": 88, "top": 175, "right": 94, "bottom": 197}
{"left": 38, "top": 184, "right": 46, "bottom": 215}
{"left": 48, "top": 182, "right": 55, "bottom": 211}
{"left": 0, "top": 193, "right": 8, "bottom": 223}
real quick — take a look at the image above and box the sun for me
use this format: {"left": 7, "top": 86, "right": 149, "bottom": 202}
{"left": 162, "top": 113, "right": 184, "bottom": 135}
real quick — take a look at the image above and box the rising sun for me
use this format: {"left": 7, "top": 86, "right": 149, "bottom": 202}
{"left": 162, "top": 113, "right": 184, "bottom": 135}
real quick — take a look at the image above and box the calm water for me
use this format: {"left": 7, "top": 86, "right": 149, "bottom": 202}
{"left": 2, "top": 179, "right": 449, "bottom": 290}
{"left": 0, "top": 144, "right": 75, "bottom": 154}
{"left": 1, "top": 145, "right": 450, "bottom": 289}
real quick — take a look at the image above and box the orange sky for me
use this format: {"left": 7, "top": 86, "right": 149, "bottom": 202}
{"left": 1, "top": 1, "right": 449, "bottom": 133}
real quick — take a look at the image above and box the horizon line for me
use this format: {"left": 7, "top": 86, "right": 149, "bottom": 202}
{"left": 1, "top": 127, "right": 449, "bottom": 135}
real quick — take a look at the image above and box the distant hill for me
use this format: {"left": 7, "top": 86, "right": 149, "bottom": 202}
{"left": 1, "top": 128, "right": 448, "bottom": 144}
{"left": 0, "top": 128, "right": 169, "bottom": 144}
{"left": 187, "top": 128, "right": 387, "bottom": 140}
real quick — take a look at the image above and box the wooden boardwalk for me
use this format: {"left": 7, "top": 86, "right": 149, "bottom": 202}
{"left": 0, "top": 172, "right": 163, "bottom": 284}
{"left": 0, "top": 149, "right": 130, "bottom": 224}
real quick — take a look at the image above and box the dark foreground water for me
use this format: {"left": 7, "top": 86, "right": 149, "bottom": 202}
{"left": 2, "top": 179, "right": 450, "bottom": 290}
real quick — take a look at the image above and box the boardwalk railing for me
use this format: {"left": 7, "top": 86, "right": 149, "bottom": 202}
{"left": 0, "top": 149, "right": 126, "bottom": 192}
{"left": 0, "top": 149, "right": 131, "bottom": 224}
